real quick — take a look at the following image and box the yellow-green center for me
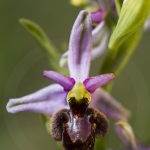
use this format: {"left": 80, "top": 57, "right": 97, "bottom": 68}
{"left": 67, "top": 82, "right": 91, "bottom": 103}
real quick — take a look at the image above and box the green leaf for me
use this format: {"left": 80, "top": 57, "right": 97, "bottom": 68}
{"left": 105, "top": 12, "right": 118, "bottom": 30}
{"left": 19, "top": 18, "right": 61, "bottom": 71}
{"left": 101, "top": 28, "right": 143, "bottom": 92}
{"left": 114, "top": 0, "right": 124, "bottom": 15}
{"left": 109, "top": 0, "right": 150, "bottom": 50}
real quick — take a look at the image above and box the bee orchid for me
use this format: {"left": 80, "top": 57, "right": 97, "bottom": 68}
{"left": 6, "top": 10, "right": 129, "bottom": 150}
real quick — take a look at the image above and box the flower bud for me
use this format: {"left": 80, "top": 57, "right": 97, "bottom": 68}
{"left": 115, "top": 121, "right": 137, "bottom": 150}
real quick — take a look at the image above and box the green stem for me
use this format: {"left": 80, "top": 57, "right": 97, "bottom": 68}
{"left": 101, "top": 28, "right": 143, "bottom": 92}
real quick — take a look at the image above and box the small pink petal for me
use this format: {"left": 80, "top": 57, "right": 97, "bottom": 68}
{"left": 91, "top": 10, "right": 104, "bottom": 23}
{"left": 43, "top": 70, "right": 75, "bottom": 91}
{"left": 84, "top": 73, "right": 115, "bottom": 93}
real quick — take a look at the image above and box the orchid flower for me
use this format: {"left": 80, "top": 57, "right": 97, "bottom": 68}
{"left": 5, "top": 10, "right": 106, "bottom": 150}
{"left": 6, "top": 9, "right": 132, "bottom": 150}
{"left": 6, "top": 10, "right": 129, "bottom": 122}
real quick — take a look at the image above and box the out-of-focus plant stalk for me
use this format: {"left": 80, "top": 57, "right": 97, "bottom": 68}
{"left": 100, "top": 0, "right": 150, "bottom": 92}
{"left": 101, "top": 28, "right": 143, "bottom": 92}
{"left": 19, "top": 18, "right": 67, "bottom": 74}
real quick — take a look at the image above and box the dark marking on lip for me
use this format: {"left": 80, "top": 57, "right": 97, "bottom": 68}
{"left": 50, "top": 105, "right": 108, "bottom": 150}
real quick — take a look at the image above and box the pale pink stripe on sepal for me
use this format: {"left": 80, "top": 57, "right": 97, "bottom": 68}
{"left": 68, "top": 10, "right": 92, "bottom": 82}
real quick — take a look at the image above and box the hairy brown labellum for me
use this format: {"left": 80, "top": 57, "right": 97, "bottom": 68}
{"left": 50, "top": 109, "right": 69, "bottom": 141}
{"left": 51, "top": 104, "right": 108, "bottom": 150}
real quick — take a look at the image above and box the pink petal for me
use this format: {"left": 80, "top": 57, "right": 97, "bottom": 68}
{"left": 43, "top": 70, "right": 75, "bottom": 91}
{"left": 84, "top": 73, "right": 114, "bottom": 93}
{"left": 91, "top": 10, "right": 104, "bottom": 23}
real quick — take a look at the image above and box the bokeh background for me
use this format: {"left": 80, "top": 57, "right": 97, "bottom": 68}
{"left": 1, "top": 0, "right": 150, "bottom": 150}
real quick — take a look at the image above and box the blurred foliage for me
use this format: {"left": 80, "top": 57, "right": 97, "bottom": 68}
{"left": 101, "top": 0, "right": 150, "bottom": 91}
{"left": 19, "top": 18, "right": 61, "bottom": 69}
{"left": 109, "top": 0, "right": 150, "bottom": 50}
{"left": 101, "top": 28, "right": 143, "bottom": 91}
{"left": 95, "top": 138, "right": 106, "bottom": 150}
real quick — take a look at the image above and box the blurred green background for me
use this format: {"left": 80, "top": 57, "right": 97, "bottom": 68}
{"left": 1, "top": 0, "right": 150, "bottom": 150}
